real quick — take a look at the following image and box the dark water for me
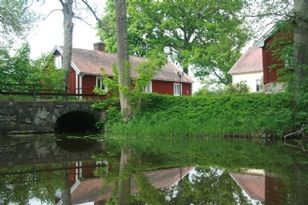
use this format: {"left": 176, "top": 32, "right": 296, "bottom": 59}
{"left": 0, "top": 134, "right": 307, "bottom": 205}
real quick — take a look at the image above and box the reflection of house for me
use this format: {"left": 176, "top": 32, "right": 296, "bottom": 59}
{"left": 230, "top": 170, "right": 284, "bottom": 205}
{"left": 229, "top": 25, "right": 291, "bottom": 93}
{"left": 58, "top": 164, "right": 193, "bottom": 205}
{"left": 52, "top": 43, "right": 193, "bottom": 96}
{"left": 230, "top": 171, "right": 265, "bottom": 202}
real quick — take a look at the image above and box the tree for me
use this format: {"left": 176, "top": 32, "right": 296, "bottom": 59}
{"left": 57, "top": 0, "right": 74, "bottom": 88}
{"left": 0, "top": 0, "right": 35, "bottom": 36}
{"left": 0, "top": 44, "right": 40, "bottom": 85}
{"left": 293, "top": 0, "right": 308, "bottom": 112}
{"left": 114, "top": 0, "right": 132, "bottom": 121}
{"left": 55, "top": 0, "right": 102, "bottom": 90}
{"left": 99, "top": 0, "right": 248, "bottom": 85}
{"left": 165, "top": 168, "right": 254, "bottom": 205}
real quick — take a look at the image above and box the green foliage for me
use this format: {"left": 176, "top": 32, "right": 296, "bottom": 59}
{"left": 104, "top": 93, "right": 295, "bottom": 140}
{"left": 0, "top": 0, "right": 35, "bottom": 36}
{"left": 0, "top": 164, "right": 64, "bottom": 205}
{"left": 0, "top": 44, "right": 65, "bottom": 96}
{"left": 265, "top": 21, "right": 308, "bottom": 128}
{"left": 195, "top": 83, "right": 250, "bottom": 96}
{"left": 33, "top": 54, "right": 66, "bottom": 91}
{"left": 93, "top": 53, "right": 166, "bottom": 116}
{"left": 224, "top": 82, "right": 250, "bottom": 93}
{"left": 99, "top": 0, "right": 249, "bottom": 84}
{"left": 0, "top": 43, "right": 39, "bottom": 85}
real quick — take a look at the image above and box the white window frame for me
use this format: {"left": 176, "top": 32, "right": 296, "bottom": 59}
{"left": 144, "top": 81, "right": 152, "bottom": 93}
{"left": 54, "top": 55, "right": 62, "bottom": 69}
{"left": 96, "top": 77, "right": 108, "bottom": 92}
{"left": 256, "top": 79, "right": 262, "bottom": 92}
{"left": 173, "top": 83, "right": 182, "bottom": 96}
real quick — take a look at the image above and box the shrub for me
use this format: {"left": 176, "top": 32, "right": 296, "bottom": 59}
{"left": 103, "top": 92, "right": 295, "bottom": 139}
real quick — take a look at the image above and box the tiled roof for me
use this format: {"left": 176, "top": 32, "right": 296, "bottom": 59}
{"left": 230, "top": 173, "right": 265, "bottom": 202}
{"left": 55, "top": 46, "right": 193, "bottom": 83}
{"left": 71, "top": 167, "right": 194, "bottom": 204}
{"left": 228, "top": 47, "right": 263, "bottom": 75}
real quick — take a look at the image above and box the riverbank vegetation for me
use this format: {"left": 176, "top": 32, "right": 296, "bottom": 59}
{"left": 95, "top": 92, "right": 304, "bottom": 140}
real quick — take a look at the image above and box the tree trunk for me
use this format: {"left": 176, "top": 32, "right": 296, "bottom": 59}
{"left": 114, "top": 0, "right": 132, "bottom": 121}
{"left": 62, "top": 165, "right": 72, "bottom": 205}
{"left": 62, "top": 0, "right": 74, "bottom": 92}
{"left": 293, "top": 0, "right": 308, "bottom": 105}
{"left": 118, "top": 145, "right": 132, "bottom": 205}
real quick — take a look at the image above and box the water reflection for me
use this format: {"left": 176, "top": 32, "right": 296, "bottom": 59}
{"left": 0, "top": 134, "right": 307, "bottom": 204}
{"left": 0, "top": 134, "right": 103, "bottom": 167}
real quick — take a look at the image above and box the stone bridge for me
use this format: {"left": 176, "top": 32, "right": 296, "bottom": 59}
{"left": 0, "top": 101, "right": 104, "bottom": 135}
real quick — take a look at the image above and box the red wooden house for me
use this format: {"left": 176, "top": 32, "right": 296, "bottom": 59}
{"left": 256, "top": 26, "right": 292, "bottom": 86}
{"left": 52, "top": 43, "right": 193, "bottom": 96}
{"left": 229, "top": 24, "right": 292, "bottom": 93}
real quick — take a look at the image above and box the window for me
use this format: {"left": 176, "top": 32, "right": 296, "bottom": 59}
{"left": 54, "top": 55, "right": 62, "bottom": 69}
{"left": 144, "top": 81, "right": 152, "bottom": 93}
{"left": 173, "top": 83, "right": 182, "bottom": 96}
{"left": 256, "top": 79, "right": 262, "bottom": 92}
{"left": 96, "top": 77, "right": 107, "bottom": 91}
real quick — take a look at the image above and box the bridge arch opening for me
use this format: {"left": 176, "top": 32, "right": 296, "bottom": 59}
{"left": 55, "top": 111, "right": 97, "bottom": 133}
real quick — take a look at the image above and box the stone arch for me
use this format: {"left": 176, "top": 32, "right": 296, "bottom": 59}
{"left": 55, "top": 110, "right": 98, "bottom": 133}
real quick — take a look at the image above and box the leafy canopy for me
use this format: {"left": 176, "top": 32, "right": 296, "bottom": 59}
{"left": 0, "top": 44, "right": 64, "bottom": 92}
{"left": 0, "top": 0, "right": 35, "bottom": 36}
{"left": 99, "top": 0, "right": 249, "bottom": 85}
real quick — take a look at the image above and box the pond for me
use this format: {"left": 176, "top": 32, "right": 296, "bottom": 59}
{"left": 0, "top": 133, "right": 307, "bottom": 205}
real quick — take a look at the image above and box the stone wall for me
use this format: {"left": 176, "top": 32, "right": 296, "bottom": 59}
{"left": 0, "top": 101, "right": 103, "bottom": 135}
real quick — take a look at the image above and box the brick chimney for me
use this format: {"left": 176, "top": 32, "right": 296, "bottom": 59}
{"left": 93, "top": 42, "right": 105, "bottom": 52}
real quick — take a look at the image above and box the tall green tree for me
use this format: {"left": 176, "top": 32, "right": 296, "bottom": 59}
{"left": 0, "top": 44, "right": 40, "bottom": 85}
{"left": 0, "top": 0, "right": 35, "bottom": 36}
{"left": 99, "top": 0, "right": 248, "bottom": 84}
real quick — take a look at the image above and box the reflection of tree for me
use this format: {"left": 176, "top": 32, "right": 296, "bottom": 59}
{"left": 164, "top": 167, "right": 255, "bottom": 205}
{"left": 0, "top": 167, "right": 64, "bottom": 205}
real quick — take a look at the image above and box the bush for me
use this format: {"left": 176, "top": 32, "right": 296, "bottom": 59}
{"left": 104, "top": 92, "right": 295, "bottom": 139}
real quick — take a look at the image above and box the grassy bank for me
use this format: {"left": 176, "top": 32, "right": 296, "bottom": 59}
{"left": 99, "top": 93, "right": 296, "bottom": 139}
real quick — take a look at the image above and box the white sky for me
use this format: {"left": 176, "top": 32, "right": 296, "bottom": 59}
{"left": 28, "top": 0, "right": 106, "bottom": 58}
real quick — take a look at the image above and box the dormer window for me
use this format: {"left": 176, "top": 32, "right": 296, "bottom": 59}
{"left": 55, "top": 55, "right": 62, "bottom": 69}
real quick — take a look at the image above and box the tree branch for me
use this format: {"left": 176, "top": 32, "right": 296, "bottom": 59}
{"left": 57, "top": 0, "right": 65, "bottom": 7}
{"left": 44, "top": 9, "right": 62, "bottom": 20}
{"left": 80, "top": 0, "right": 102, "bottom": 26}
{"left": 212, "top": 69, "right": 228, "bottom": 85}
{"left": 73, "top": 15, "right": 92, "bottom": 27}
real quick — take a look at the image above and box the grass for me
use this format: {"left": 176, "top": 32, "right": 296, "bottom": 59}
{"left": 103, "top": 93, "right": 295, "bottom": 140}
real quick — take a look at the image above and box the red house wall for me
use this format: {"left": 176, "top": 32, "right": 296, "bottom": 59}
{"left": 262, "top": 32, "right": 292, "bottom": 84}
{"left": 82, "top": 75, "right": 96, "bottom": 94}
{"left": 68, "top": 68, "right": 76, "bottom": 94}
{"left": 70, "top": 74, "right": 192, "bottom": 96}
{"left": 262, "top": 37, "right": 282, "bottom": 84}
{"left": 152, "top": 80, "right": 173, "bottom": 95}
{"left": 152, "top": 80, "right": 192, "bottom": 96}
{"left": 182, "top": 83, "right": 192, "bottom": 96}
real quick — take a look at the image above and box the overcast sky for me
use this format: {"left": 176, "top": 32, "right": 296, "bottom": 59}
{"left": 28, "top": 0, "right": 106, "bottom": 58}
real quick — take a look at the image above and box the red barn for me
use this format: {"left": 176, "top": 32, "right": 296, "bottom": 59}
{"left": 52, "top": 43, "right": 193, "bottom": 96}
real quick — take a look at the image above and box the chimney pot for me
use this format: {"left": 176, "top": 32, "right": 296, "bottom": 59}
{"left": 93, "top": 42, "right": 105, "bottom": 52}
